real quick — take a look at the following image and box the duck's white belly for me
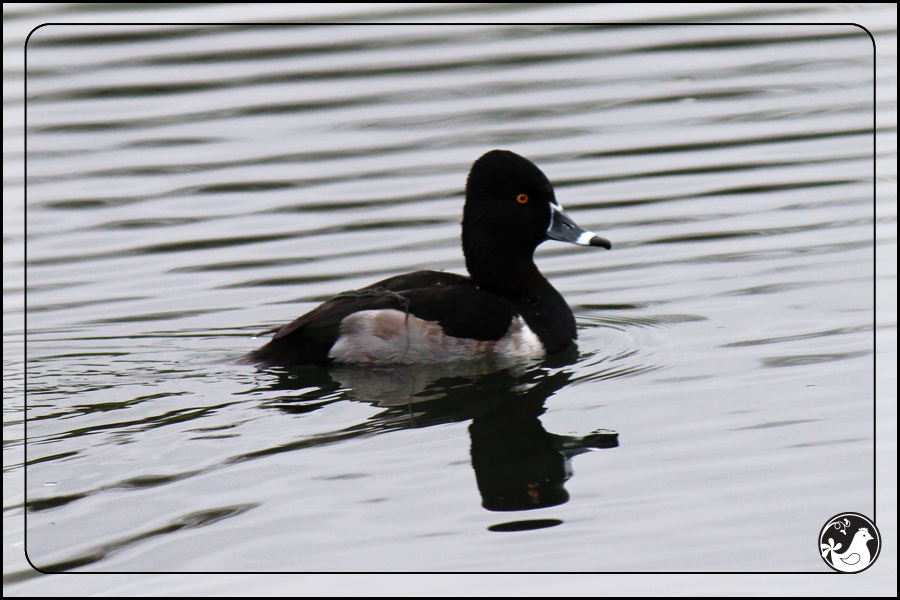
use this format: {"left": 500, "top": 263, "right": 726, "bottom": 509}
{"left": 328, "top": 309, "right": 545, "bottom": 364}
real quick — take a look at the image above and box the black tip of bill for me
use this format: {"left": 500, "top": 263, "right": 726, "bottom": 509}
{"left": 587, "top": 234, "right": 612, "bottom": 250}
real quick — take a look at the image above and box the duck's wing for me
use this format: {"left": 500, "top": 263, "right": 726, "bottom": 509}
{"left": 268, "top": 271, "right": 474, "bottom": 340}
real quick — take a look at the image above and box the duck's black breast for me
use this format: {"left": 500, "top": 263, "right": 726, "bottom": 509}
{"left": 245, "top": 270, "right": 544, "bottom": 367}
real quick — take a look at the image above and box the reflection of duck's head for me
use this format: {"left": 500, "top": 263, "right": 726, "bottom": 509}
{"left": 468, "top": 382, "right": 619, "bottom": 512}
{"left": 246, "top": 150, "right": 610, "bottom": 368}
{"left": 470, "top": 409, "right": 572, "bottom": 512}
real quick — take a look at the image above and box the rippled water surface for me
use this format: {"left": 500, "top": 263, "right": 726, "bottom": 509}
{"left": 5, "top": 3, "right": 896, "bottom": 582}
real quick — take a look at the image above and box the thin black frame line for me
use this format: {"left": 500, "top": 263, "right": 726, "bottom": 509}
{"left": 20, "top": 19, "right": 878, "bottom": 576}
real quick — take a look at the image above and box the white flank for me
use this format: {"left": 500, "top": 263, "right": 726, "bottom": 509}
{"left": 329, "top": 310, "right": 545, "bottom": 364}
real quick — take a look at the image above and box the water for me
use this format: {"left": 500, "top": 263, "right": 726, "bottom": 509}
{"left": 4, "top": 3, "right": 896, "bottom": 592}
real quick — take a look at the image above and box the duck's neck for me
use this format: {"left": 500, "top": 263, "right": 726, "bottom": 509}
{"left": 466, "top": 252, "right": 577, "bottom": 353}
{"left": 467, "top": 251, "right": 543, "bottom": 295}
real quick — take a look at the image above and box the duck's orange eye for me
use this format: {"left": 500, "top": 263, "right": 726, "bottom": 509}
{"left": 516, "top": 194, "right": 529, "bottom": 204}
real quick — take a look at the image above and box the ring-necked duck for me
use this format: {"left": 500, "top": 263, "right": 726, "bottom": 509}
{"left": 246, "top": 150, "right": 611, "bottom": 367}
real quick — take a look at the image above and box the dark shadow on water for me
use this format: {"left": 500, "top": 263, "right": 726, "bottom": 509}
{"left": 487, "top": 519, "right": 564, "bottom": 532}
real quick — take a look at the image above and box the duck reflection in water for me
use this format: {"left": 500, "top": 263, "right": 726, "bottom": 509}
{"left": 255, "top": 349, "right": 618, "bottom": 514}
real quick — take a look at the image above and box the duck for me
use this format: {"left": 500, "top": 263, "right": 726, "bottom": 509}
{"left": 245, "top": 149, "right": 611, "bottom": 367}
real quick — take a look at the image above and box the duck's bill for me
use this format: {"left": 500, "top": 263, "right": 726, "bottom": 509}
{"left": 547, "top": 203, "right": 611, "bottom": 249}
